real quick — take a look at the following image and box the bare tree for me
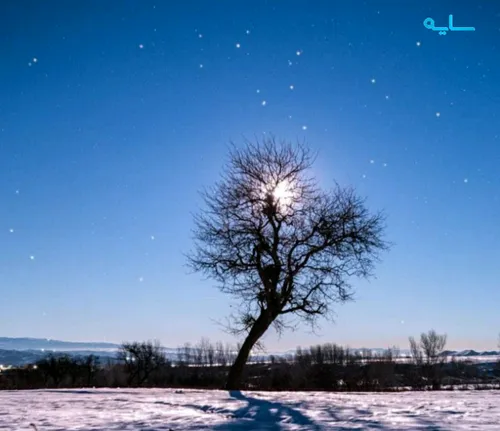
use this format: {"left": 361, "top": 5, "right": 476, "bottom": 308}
{"left": 409, "top": 330, "right": 447, "bottom": 389}
{"left": 215, "top": 341, "right": 227, "bottom": 366}
{"left": 206, "top": 340, "right": 215, "bottom": 367}
{"left": 81, "top": 354, "right": 100, "bottom": 387}
{"left": 194, "top": 340, "right": 204, "bottom": 366}
{"left": 409, "top": 330, "right": 447, "bottom": 365}
{"left": 182, "top": 343, "right": 193, "bottom": 365}
{"left": 420, "top": 330, "right": 447, "bottom": 365}
{"left": 409, "top": 336, "right": 424, "bottom": 366}
{"left": 188, "top": 138, "right": 388, "bottom": 388}
{"left": 117, "top": 341, "right": 165, "bottom": 386}
{"left": 36, "top": 354, "right": 72, "bottom": 387}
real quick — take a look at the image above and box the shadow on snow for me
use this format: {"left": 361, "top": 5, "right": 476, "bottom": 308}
{"left": 188, "top": 390, "right": 450, "bottom": 431}
{"left": 49, "top": 389, "right": 451, "bottom": 431}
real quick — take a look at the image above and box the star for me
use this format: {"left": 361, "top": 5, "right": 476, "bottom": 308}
{"left": 289, "top": 85, "right": 294, "bottom": 90}
{"left": 151, "top": 235, "right": 155, "bottom": 240}
{"left": 464, "top": 178, "right": 468, "bottom": 183}
{"left": 261, "top": 100, "right": 267, "bottom": 106}
{"left": 139, "top": 44, "right": 144, "bottom": 49}
{"left": 436, "top": 112, "right": 441, "bottom": 117}
{"left": 30, "top": 256, "right": 35, "bottom": 260}
{"left": 416, "top": 41, "right": 421, "bottom": 47}
{"left": 235, "top": 43, "right": 241, "bottom": 48}
{"left": 302, "top": 125, "right": 307, "bottom": 130}
{"left": 9, "top": 228, "right": 14, "bottom": 233}
{"left": 371, "top": 78, "right": 376, "bottom": 84}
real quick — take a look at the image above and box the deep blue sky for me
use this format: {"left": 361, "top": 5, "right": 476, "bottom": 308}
{"left": 1, "top": 1, "right": 499, "bottom": 351}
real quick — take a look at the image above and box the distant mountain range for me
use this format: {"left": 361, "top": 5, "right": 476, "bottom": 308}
{"left": 442, "top": 349, "right": 500, "bottom": 357}
{"left": 0, "top": 337, "right": 119, "bottom": 352}
{"left": 0, "top": 337, "right": 498, "bottom": 367}
{"left": 0, "top": 337, "right": 120, "bottom": 366}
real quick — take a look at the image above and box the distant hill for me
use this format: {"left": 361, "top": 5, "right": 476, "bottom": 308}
{"left": 0, "top": 337, "right": 119, "bottom": 352}
{"left": 0, "top": 338, "right": 120, "bottom": 366}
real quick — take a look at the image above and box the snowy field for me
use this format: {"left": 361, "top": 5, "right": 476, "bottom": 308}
{"left": 1, "top": 388, "right": 499, "bottom": 430}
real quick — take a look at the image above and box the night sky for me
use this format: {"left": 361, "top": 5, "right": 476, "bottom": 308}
{"left": 1, "top": 1, "right": 499, "bottom": 350}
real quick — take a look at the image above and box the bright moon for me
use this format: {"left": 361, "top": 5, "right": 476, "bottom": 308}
{"left": 273, "top": 181, "right": 293, "bottom": 202}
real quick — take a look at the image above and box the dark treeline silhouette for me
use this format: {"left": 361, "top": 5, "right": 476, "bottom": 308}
{"left": 1, "top": 331, "right": 499, "bottom": 391}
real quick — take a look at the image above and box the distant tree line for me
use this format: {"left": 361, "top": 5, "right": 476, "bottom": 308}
{"left": 1, "top": 330, "right": 499, "bottom": 391}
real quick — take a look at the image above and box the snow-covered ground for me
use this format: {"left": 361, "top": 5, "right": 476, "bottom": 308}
{"left": 1, "top": 388, "right": 499, "bottom": 430}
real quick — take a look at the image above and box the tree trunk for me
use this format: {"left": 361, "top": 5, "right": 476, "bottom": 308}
{"left": 225, "top": 312, "right": 273, "bottom": 389}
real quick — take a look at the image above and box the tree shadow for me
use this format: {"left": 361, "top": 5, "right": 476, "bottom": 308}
{"left": 181, "top": 390, "right": 322, "bottom": 431}
{"left": 211, "top": 391, "right": 450, "bottom": 431}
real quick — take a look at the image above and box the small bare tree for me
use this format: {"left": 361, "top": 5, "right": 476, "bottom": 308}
{"left": 81, "top": 354, "right": 100, "bottom": 387}
{"left": 117, "top": 340, "right": 165, "bottom": 386}
{"left": 188, "top": 137, "right": 388, "bottom": 389}
{"left": 215, "top": 341, "right": 227, "bottom": 366}
{"left": 409, "top": 329, "right": 447, "bottom": 389}
{"left": 409, "top": 336, "right": 424, "bottom": 366}
{"left": 182, "top": 343, "right": 193, "bottom": 365}
{"left": 420, "top": 330, "right": 447, "bottom": 365}
{"left": 206, "top": 340, "right": 215, "bottom": 367}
